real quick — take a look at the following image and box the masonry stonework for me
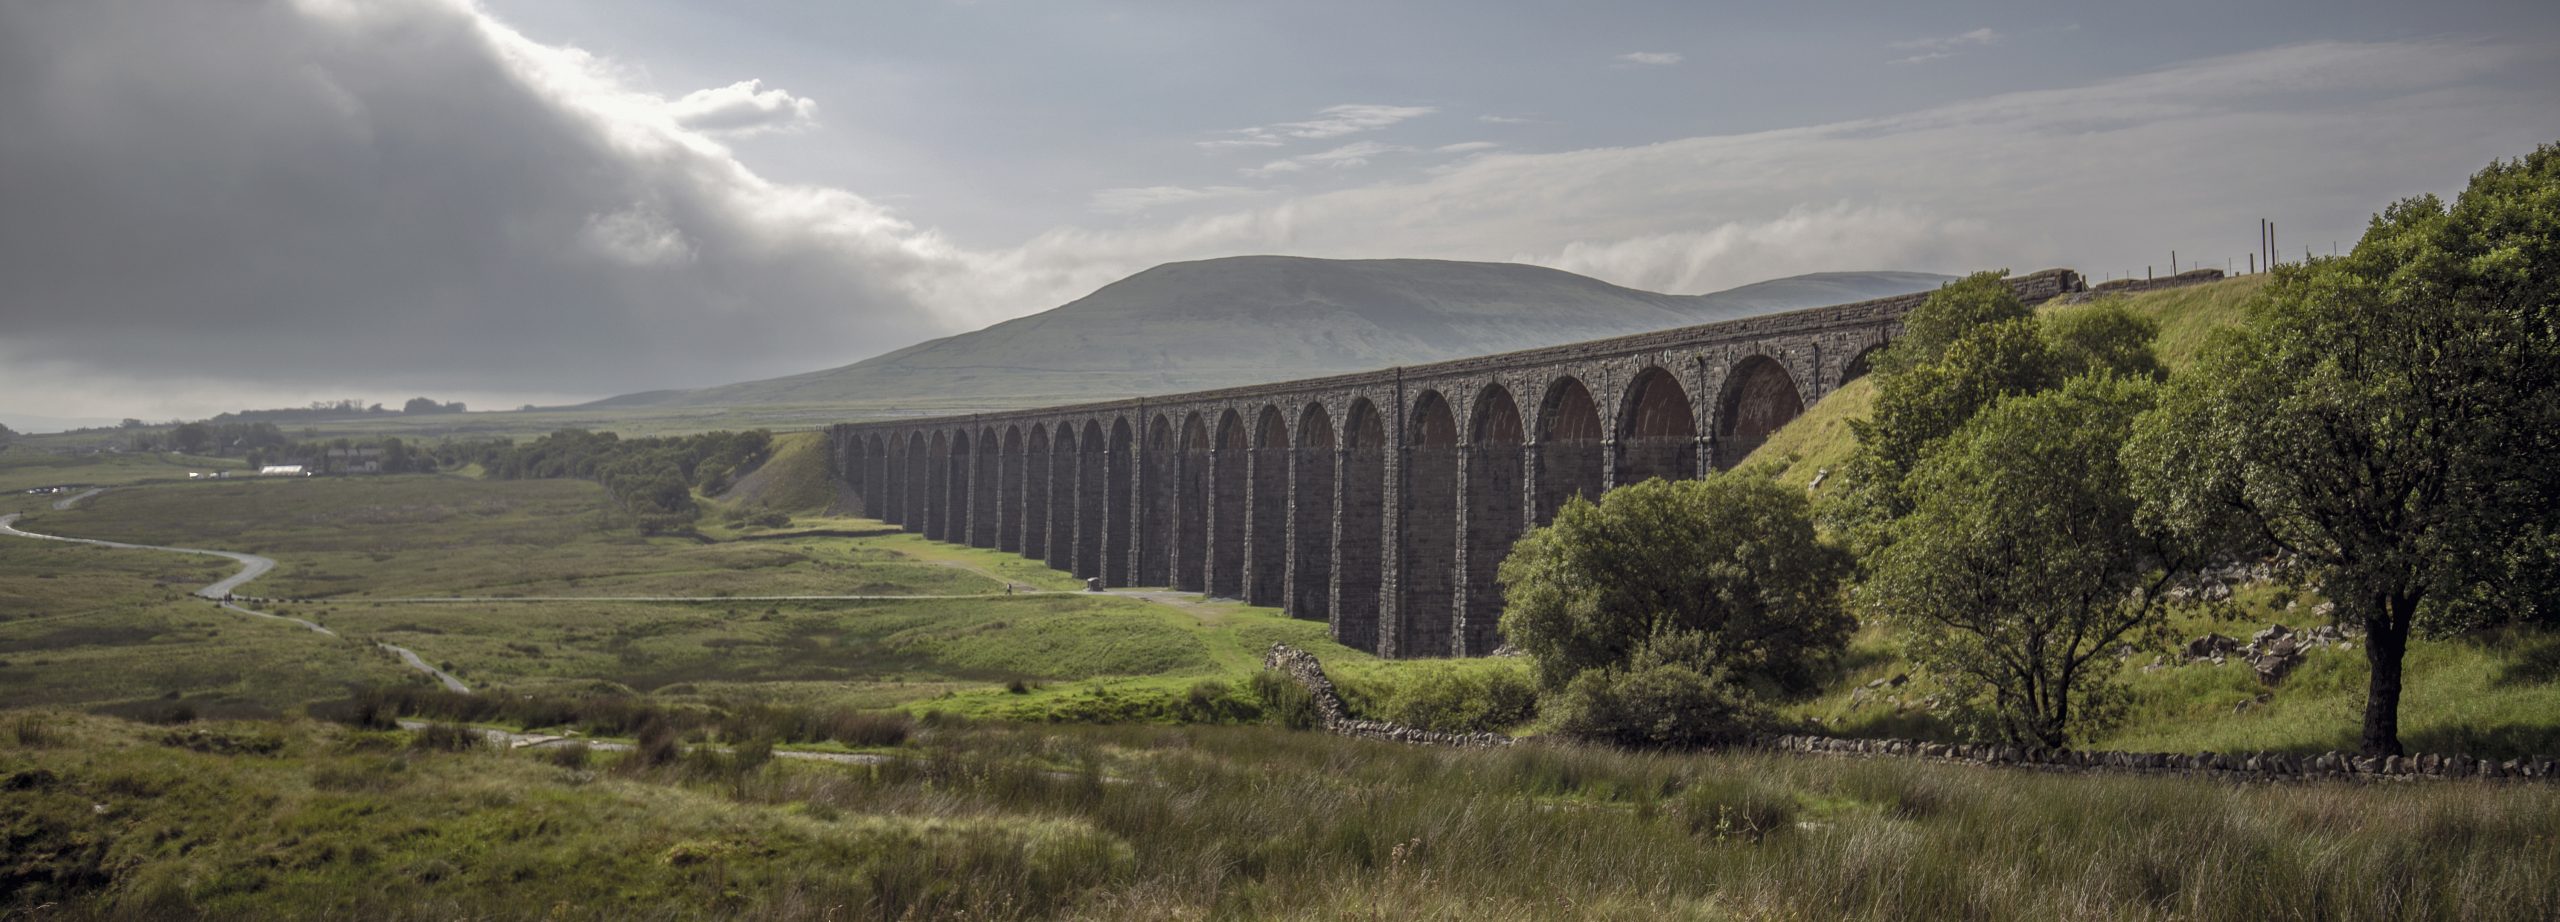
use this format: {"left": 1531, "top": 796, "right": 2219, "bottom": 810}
{"left": 836, "top": 270, "right": 2083, "bottom": 658}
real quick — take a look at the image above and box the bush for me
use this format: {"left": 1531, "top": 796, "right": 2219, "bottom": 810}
{"left": 1377, "top": 666, "right": 1538, "bottom": 735}
{"left": 1175, "top": 680, "right": 1259, "bottom": 724}
{"left": 1499, "top": 474, "right": 1851, "bottom": 694}
{"left": 1549, "top": 664, "right": 1769, "bottom": 750}
{"left": 8, "top": 712, "right": 56, "bottom": 747}
{"left": 407, "top": 723, "right": 485, "bottom": 753}
{"left": 539, "top": 741, "right": 591, "bottom": 769}
{"left": 626, "top": 720, "right": 682, "bottom": 770}
{"left": 1249, "top": 670, "right": 1322, "bottom": 731}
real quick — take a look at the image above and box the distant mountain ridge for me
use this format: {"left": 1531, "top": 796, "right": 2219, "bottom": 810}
{"left": 598, "top": 256, "right": 1954, "bottom": 409}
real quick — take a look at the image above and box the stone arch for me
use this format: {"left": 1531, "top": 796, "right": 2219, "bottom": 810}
{"left": 1462, "top": 383, "right": 1526, "bottom": 656}
{"left": 971, "top": 429, "right": 1000, "bottom": 548}
{"left": 839, "top": 429, "right": 866, "bottom": 518}
{"left": 1046, "top": 422, "right": 1079, "bottom": 571}
{"left": 999, "top": 426, "right": 1025, "bottom": 552}
{"left": 1073, "top": 420, "right": 1106, "bottom": 578}
{"left": 919, "top": 431, "right": 946, "bottom": 540}
{"left": 1398, "top": 390, "right": 1460, "bottom": 657}
{"left": 867, "top": 434, "right": 892, "bottom": 523}
{"left": 1335, "top": 397, "right": 1387, "bottom": 651}
{"left": 911, "top": 430, "right": 942, "bottom": 530}
{"left": 1022, "top": 425, "right": 1051, "bottom": 560}
{"left": 1175, "top": 412, "right": 1210, "bottom": 592}
{"left": 1718, "top": 355, "right": 1805, "bottom": 470}
{"left": 1106, "top": 416, "right": 1135, "bottom": 586}
{"left": 1139, "top": 414, "right": 1174, "bottom": 585}
{"left": 1617, "top": 365, "right": 1698, "bottom": 485}
{"left": 1290, "top": 402, "right": 1336, "bottom": 621}
{"left": 1536, "top": 375, "right": 1604, "bottom": 522}
{"left": 1247, "top": 405, "right": 1290, "bottom": 606}
{"left": 1209, "top": 408, "right": 1250, "bottom": 598}
{"left": 1841, "top": 342, "right": 1885, "bottom": 387}
{"left": 942, "top": 429, "right": 972, "bottom": 544}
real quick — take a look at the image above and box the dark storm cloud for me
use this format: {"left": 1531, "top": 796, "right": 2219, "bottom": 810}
{"left": 0, "top": 0, "right": 953, "bottom": 400}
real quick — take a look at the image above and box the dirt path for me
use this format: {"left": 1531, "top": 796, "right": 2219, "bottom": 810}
{"left": 0, "top": 511, "right": 468, "bottom": 693}
{"left": 51, "top": 487, "right": 105, "bottom": 511}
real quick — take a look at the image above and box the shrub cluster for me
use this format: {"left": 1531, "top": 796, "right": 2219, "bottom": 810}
{"left": 320, "top": 686, "right": 910, "bottom": 750}
{"left": 448, "top": 429, "right": 773, "bottom": 529}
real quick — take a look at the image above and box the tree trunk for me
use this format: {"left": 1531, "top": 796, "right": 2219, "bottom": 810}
{"left": 2359, "top": 595, "right": 2415, "bottom": 757}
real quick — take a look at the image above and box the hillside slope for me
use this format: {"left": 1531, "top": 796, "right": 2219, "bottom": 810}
{"left": 1723, "top": 275, "right": 2560, "bottom": 758}
{"left": 1737, "top": 273, "right": 2270, "bottom": 491}
{"left": 606, "top": 257, "right": 1950, "bottom": 409}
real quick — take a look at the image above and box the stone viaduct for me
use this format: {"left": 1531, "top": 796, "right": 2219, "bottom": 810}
{"left": 828, "top": 269, "right": 2084, "bottom": 658}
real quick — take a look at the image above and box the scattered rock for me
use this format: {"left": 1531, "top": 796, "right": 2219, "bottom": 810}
{"left": 2245, "top": 624, "right": 2306, "bottom": 685}
{"left": 2185, "top": 633, "right": 2241, "bottom": 660}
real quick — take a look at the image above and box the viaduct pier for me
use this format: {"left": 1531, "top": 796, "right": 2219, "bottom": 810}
{"left": 830, "top": 269, "right": 2084, "bottom": 658}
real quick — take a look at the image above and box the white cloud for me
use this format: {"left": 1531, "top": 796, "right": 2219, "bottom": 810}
{"left": 989, "top": 39, "right": 2556, "bottom": 304}
{"left": 664, "top": 78, "right": 818, "bottom": 135}
{"left": 1198, "top": 103, "right": 1434, "bottom": 151}
{"left": 1477, "top": 114, "right": 1534, "bottom": 124}
{"left": 1435, "top": 141, "right": 1501, "bottom": 154}
{"left": 1890, "top": 27, "right": 2001, "bottom": 64}
{"left": 1536, "top": 203, "right": 1990, "bottom": 294}
{"left": 580, "top": 202, "right": 697, "bottom": 266}
{"left": 1087, "top": 185, "right": 1266, "bottom": 215}
{"left": 1615, "top": 51, "right": 1684, "bottom": 67}
{"left": 1241, "top": 140, "right": 1411, "bottom": 178}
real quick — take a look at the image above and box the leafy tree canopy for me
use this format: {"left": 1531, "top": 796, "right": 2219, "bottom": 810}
{"left": 1868, "top": 373, "right": 2173, "bottom": 746}
{"left": 1828, "top": 271, "right": 2163, "bottom": 559}
{"left": 2125, "top": 143, "right": 2560, "bottom": 755}
{"left": 1498, "top": 474, "right": 1850, "bottom": 698}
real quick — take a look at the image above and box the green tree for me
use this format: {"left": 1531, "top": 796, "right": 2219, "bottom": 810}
{"left": 1867, "top": 374, "right": 2174, "bottom": 747}
{"left": 1498, "top": 474, "right": 1850, "bottom": 699}
{"left": 2126, "top": 146, "right": 2560, "bottom": 756}
{"left": 170, "top": 423, "right": 212, "bottom": 455}
{"left": 1827, "top": 270, "right": 2162, "bottom": 558}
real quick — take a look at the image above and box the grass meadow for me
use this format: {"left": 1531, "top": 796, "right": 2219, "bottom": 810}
{"left": 6, "top": 711, "right": 2555, "bottom": 920}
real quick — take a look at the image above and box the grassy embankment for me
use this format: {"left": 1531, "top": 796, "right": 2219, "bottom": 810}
{"left": 1735, "top": 275, "right": 2560, "bottom": 758}
{"left": 6, "top": 710, "right": 2556, "bottom": 920}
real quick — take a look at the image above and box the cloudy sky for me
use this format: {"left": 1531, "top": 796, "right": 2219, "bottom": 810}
{"left": 3, "top": 0, "right": 2555, "bottom": 427}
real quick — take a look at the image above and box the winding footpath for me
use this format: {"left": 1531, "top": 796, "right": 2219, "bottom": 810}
{"left": 0, "top": 497, "right": 469, "bottom": 693}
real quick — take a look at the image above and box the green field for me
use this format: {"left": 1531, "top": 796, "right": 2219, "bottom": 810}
{"left": 6, "top": 710, "right": 2554, "bottom": 920}
{"left": 0, "top": 445, "right": 247, "bottom": 493}
{"left": 0, "top": 535, "right": 413, "bottom": 718}
{"left": 0, "top": 469, "right": 1462, "bottom": 724}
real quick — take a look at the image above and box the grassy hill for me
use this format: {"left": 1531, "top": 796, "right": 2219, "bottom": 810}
{"left": 1739, "top": 274, "right": 2270, "bottom": 495}
{"left": 603, "top": 256, "right": 1950, "bottom": 410}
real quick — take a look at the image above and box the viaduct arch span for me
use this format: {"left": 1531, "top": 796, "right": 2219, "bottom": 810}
{"left": 830, "top": 269, "right": 2082, "bottom": 658}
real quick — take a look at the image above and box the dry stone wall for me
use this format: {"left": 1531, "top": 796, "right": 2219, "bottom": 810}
{"left": 1261, "top": 643, "right": 1512, "bottom": 748}
{"left": 1260, "top": 643, "right": 2556, "bottom": 783}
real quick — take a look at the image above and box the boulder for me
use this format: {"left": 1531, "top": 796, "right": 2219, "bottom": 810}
{"left": 2185, "top": 633, "right": 2242, "bottom": 660}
